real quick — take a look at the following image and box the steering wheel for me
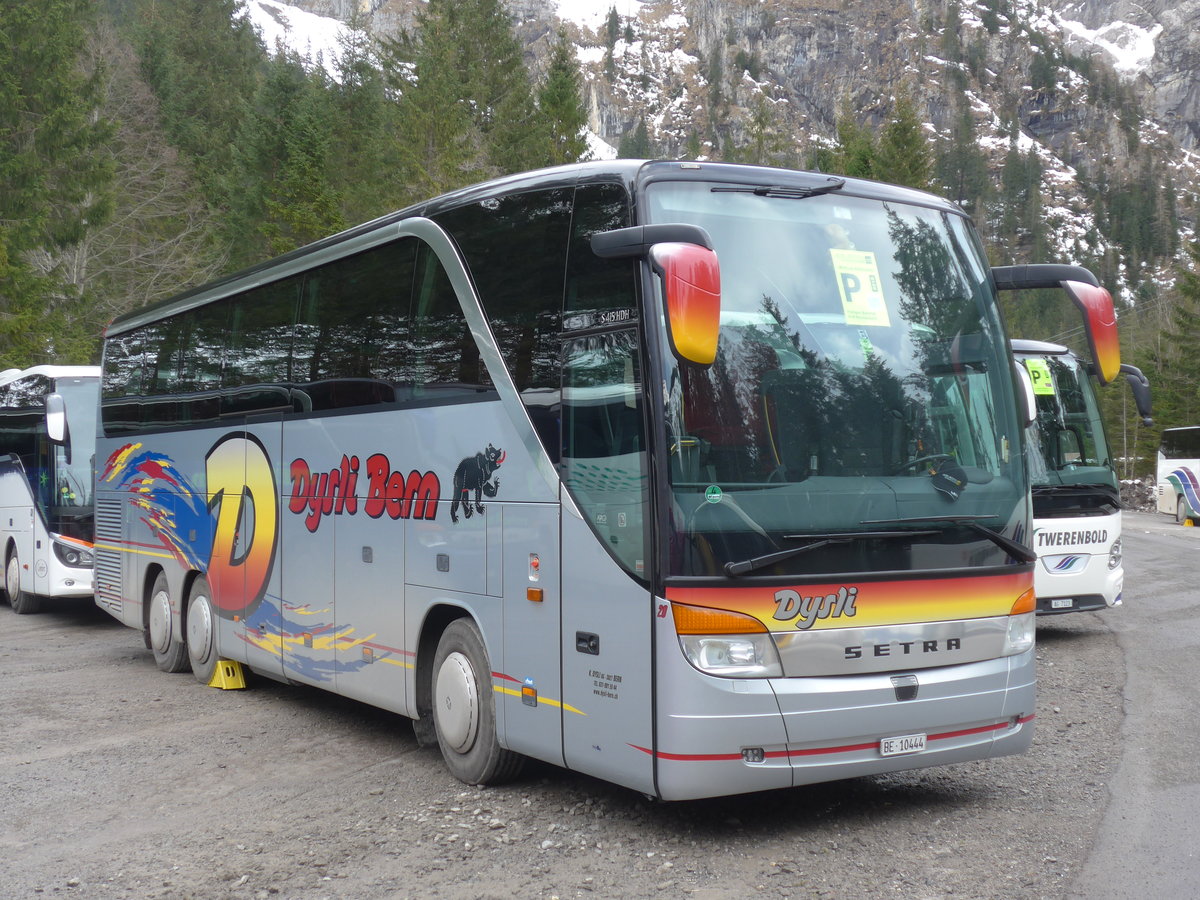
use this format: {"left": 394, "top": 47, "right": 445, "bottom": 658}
{"left": 892, "top": 454, "right": 954, "bottom": 475}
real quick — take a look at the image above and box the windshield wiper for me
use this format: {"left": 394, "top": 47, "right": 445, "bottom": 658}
{"left": 861, "top": 515, "right": 1037, "bottom": 563}
{"left": 724, "top": 529, "right": 938, "bottom": 577}
{"left": 710, "top": 177, "right": 845, "bottom": 199}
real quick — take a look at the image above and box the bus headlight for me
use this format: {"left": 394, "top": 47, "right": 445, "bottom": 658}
{"left": 1004, "top": 612, "right": 1035, "bottom": 656}
{"left": 1108, "top": 538, "right": 1122, "bottom": 570}
{"left": 672, "top": 602, "right": 783, "bottom": 678}
{"left": 679, "top": 633, "right": 783, "bottom": 678}
{"left": 53, "top": 541, "right": 94, "bottom": 568}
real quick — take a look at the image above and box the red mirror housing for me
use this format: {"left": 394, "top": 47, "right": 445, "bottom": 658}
{"left": 1061, "top": 280, "right": 1120, "bottom": 385}
{"left": 650, "top": 242, "right": 721, "bottom": 366}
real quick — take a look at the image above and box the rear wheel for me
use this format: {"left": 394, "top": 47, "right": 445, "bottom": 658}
{"left": 148, "top": 572, "right": 188, "bottom": 672}
{"left": 186, "top": 575, "right": 218, "bottom": 685}
{"left": 6, "top": 548, "right": 40, "bottom": 615}
{"left": 432, "top": 618, "right": 524, "bottom": 785}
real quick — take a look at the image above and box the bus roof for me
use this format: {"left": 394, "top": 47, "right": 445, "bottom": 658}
{"left": 0, "top": 365, "right": 101, "bottom": 388}
{"left": 106, "top": 160, "right": 967, "bottom": 336}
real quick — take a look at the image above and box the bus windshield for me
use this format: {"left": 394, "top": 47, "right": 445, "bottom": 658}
{"left": 52, "top": 376, "right": 98, "bottom": 517}
{"left": 1020, "top": 351, "right": 1117, "bottom": 496}
{"left": 646, "top": 182, "right": 1027, "bottom": 578}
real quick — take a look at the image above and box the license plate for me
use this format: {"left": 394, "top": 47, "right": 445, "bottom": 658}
{"left": 1051, "top": 598, "right": 1073, "bottom": 609}
{"left": 880, "top": 733, "right": 926, "bottom": 757}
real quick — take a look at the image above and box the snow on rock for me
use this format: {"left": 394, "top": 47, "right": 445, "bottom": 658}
{"left": 244, "top": 0, "right": 350, "bottom": 78}
{"left": 555, "top": 0, "right": 643, "bottom": 31}
{"left": 1059, "top": 19, "right": 1162, "bottom": 80}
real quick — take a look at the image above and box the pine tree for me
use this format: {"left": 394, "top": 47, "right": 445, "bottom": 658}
{"left": 618, "top": 120, "right": 655, "bottom": 158}
{"left": 131, "top": 0, "right": 263, "bottom": 206}
{"left": 1139, "top": 242, "right": 1200, "bottom": 432}
{"left": 0, "top": 0, "right": 114, "bottom": 366}
{"left": 537, "top": 29, "right": 590, "bottom": 166}
{"left": 332, "top": 13, "right": 406, "bottom": 220}
{"left": 387, "top": 10, "right": 482, "bottom": 202}
{"left": 397, "top": 0, "right": 543, "bottom": 181}
{"left": 261, "top": 64, "right": 347, "bottom": 256}
{"left": 832, "top": 111, "right": 876, "bottom": 179}
{"left": 875, "top": 93, "right": 932, "bottom": 190}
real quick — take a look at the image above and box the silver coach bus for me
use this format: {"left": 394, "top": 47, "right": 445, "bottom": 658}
{"left": 95, "top": 161, "right": 1119, "bottom": 799}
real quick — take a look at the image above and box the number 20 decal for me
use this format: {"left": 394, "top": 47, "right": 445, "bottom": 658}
{"left": 205, "top": 434, "right": 278, "bottom": 619}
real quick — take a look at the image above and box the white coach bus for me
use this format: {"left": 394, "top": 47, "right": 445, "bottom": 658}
{"left": 1157, "top": 425, "right": 1200, "bottom": 523}
{"left": 1012, "top": 340, "right": 1150, "bottom": 614}
{"left": 0, "top": 365, "right": 99, "bottom": 614}
{"left": 94, "top": 161, "right": 1119, "bottom": 800}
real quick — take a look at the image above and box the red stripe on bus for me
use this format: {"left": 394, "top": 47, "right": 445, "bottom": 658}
{"left": 629, "top": 715, "right": 1034, "bottom": 763}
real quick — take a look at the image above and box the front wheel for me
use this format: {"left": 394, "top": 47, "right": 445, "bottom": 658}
{"left": 6, "top": 548, "right": 41, "bottom": 615}
{"left": 148, "top": 572, "right": 189, "bottom": 672}
{"left": 1177, "top": 495, "right": 1192, "bottom": 525}
{"left": 185, "top": 575, "right": 218, "bottom": 685}
{"left": 431, "top": 618, "right": 524, "bottom": 786}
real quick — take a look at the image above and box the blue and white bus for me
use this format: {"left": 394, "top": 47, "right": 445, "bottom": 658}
{"left": 0, "top": 365, "right": 99, "bottom": 614}
{"left": 1157, "top": 426, "right": 1200, "bottom": 523}
{"left": 94, "top": 161, "right": 1118, "bottom": 799}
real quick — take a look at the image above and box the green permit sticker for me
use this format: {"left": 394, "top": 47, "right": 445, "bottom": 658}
{"left": 704, "top": 485, "right": 723, "bottom": 504}
{"left": 1024, "top": 358, "right": 1055, "bottom": 395}
{"left": 830, "top": 249, "right": 890, "bottom": 327}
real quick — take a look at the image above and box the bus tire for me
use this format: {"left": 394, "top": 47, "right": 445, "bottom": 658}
{"left": 148, "top": 572, "right": 188, "bottom": 673}
{"left": 431, "top": 618, "right": 524, "bottom": 786}
{"left": 5, "top": 547, "right": 41, "bottom": 615}
{"left": 185, "top": 575, "right": 218, "bottom": 685}
{"left": 1177, "top": 495, "right": 1192, "bottom": 524}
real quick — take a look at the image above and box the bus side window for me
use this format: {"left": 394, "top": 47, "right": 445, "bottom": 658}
{"left": 143, "top": 316, "right": 189, "bottom": 430}
{"left": 434, "top": 188, "right": 572, "bottom": 460}
{"left": 224, "top": 279, "right": 297, "bottom": 418}
{"left": 410, "top": 242, "right": 494, "bottom": 399}
{"left": 101, "top": 331, "right": 147, "bottom": 435}
{"left": 564, "top": 182, "right": 638, "bottom": 325}
{"left": 294, "top": 239, "right": 416, "bottom": 410}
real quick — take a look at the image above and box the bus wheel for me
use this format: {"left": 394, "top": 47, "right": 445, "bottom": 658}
{"left": 431, "top": 618, "right": 524, "bottom": 786}
{"left": 5, "top": 548, "right": 40, "bottom": 615}
{"left": 1177, "top": 495, "right": 1192, "bottom": 524}
{"left": 186, "top": 575, "right": 218, "bottom": 685}
{"left": 148, "top": 573, "right": 188, "bottom": 673}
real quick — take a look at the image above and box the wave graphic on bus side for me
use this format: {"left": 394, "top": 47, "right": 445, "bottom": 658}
{"left": 238, "top": 595, "right": 387, "bottom": 682}
{"left": 102, "top": 443, "right": 213, "bottom": 572}
{"left": 1166, "top": 467, "right": 1200, "bottom": 515}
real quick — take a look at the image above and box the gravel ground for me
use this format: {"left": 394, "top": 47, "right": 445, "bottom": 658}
{"left": 0, "top": 599, "right": 1121, "bottom": 899}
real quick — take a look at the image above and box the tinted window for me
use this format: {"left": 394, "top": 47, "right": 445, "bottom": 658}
{"left": 101, "top": 332, "right": 147, "bottom": 435}
{"left": 411, "top": 242, "right": 493, "bottom": 399}
{"left": 294, "top": 240, "right": 416, "bottom": 410}
{"left": 435, "top": 188, "right": 572, "bottom": 456}
{"left": 564, "top": 182, "right": 638, "bottom": 329}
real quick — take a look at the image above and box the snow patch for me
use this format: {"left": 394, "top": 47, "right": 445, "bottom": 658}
{"left": 555, "top": 0, "right": 643, "bottom": 31}
{"left": 1060, "top": 19, "right": 1162, "bottom": 79}
{"left": 244, "top": 0, "right": 350, "bottom": 79}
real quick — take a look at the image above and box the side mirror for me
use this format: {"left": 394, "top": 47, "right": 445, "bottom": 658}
{"left": 1120, "top": 363, "right": 1153, "bottom": 425}
{"left": 46, "top": 393, "right": 67, "bottom": 444}
{"left": 591, "top": 223, "right": 721, "bottom": 367}
{"left": 650, "top": 242, "right": 721, "bottom": 366}
{"left": 1012, "top": 360, "right": 1037, "bottom": 428}
{"left": 1060, "top": 280, "right": 1120, "bottom": 385}
{"left": 992, "top": 264, "right": 1120, "bottom": 385}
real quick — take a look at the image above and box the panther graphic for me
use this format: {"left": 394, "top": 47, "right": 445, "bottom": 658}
{"left": 450, "top": 444, "right": 505, "bottom": 523}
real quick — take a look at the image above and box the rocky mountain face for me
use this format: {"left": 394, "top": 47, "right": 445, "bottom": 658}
{"left": 1053, "top": 0, "right": 1200, "bottom": 150}
{"left": 280, "top": 0, "right": 1199, "bottom": 267}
